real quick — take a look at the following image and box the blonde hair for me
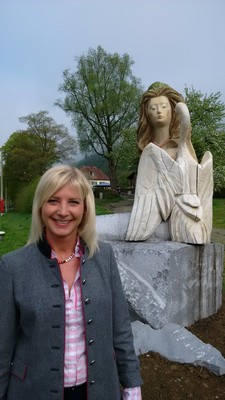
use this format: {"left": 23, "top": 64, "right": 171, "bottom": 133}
{"left": 28, "top": 165, "right": 98, "bottom": 257}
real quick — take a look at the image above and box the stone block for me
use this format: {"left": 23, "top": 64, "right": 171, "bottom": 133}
{"left": 96, "top": 214, "right": 224, "bottom": 328}
{"left": 110, "top": 240, "right": 223, "bottom": 328}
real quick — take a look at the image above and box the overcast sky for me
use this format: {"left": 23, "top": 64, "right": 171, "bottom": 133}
{"left": 1, "top": 0, "right": 225, "bottom": 147}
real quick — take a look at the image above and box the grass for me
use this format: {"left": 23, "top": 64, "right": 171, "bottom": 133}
{"left": 0, "top": 213, "right": 31, "bottom": 255}
{"left": 95, "top": 198, "right": 114, "bottom": 215}
{"left": 212, "top": 198, "right": 225, "bottom": 229}
{"left": 0, "top": 198, "right": 224, "bottom": 260}
{"left": 0, "top": 198, "right": 112, "bottom": 256}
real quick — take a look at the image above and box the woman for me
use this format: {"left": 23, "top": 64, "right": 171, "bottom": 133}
{"left": 0, "top": 165, "right": 143, "bottom": 400}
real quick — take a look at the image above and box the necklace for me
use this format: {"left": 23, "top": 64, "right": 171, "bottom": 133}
{"left": 58, "top": 252, "right": 75, "bottom": 264}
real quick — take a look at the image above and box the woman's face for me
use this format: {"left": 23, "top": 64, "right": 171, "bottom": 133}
{"left": 41, "top": 183, "right": 85, "bottom": 243}
{"left": 147, "top": 96, "right": 172, "bottom": 128}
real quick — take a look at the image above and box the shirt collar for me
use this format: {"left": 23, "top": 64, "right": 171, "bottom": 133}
{"left": 37, "top": 235, "right": 84, "bottom": 260}
{"left": 51, "top": 237, "right": 83, "bottom": 260}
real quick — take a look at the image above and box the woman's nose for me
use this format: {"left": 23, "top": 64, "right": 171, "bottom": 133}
{"left": 57, "top": 203, "right": 69, "bottom": 215}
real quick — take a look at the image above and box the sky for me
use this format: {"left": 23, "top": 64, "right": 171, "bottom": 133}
{"left": 0, "top": 0, "right": 225, "bottom": 147}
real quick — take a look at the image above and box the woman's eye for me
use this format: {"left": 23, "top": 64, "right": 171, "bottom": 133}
{"left": 46, "top": 198, "right": 81, "bottom": 205}
{"left": 47, "top": 199, "right": 57, "bottom": 204}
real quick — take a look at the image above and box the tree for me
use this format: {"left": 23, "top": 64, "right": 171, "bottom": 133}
{"left": 76, "top": 153, "right": 109, "bottom": 175}
{"left": 115, "top": 126, "right": 140, "bottom": 187}
{"left": 184, "top": 87, "right": 225, "bottom": 192}
{"left": 3, "top": 131, "right": 38, "bottom": 203}
{"left": 3, "top": 111, "right": 77, "bottom": 202}
{"left": 56, "top": 46, "right": 143, "bottom": 190}
{"left": 19, "top": 110, "right": 77, "bottom": 167}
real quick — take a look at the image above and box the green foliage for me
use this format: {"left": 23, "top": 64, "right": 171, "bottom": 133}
{"left": 114, "top": 126, "right": 139, "bottom": 184}
{"left": 94, "top": 188, "right": 121, "bottom": 201}
{"left": 77, "top": 128, "right": 139, "bottom": 188}
{"left": 2, "top": 111, "right": 77, "bottom": 202}
{"left": 56, "top": 45, "right": 143, "bottom": 189}
{"left": 184, "top": 87, "right": 225, "bottom": 133}
{"left": 15, "top": 179, "right": 39, "bottom": 213}
{"left": 184, "top": 87, "right": 225, "bottom": 192}
{"left": 19, "top": 110, "right": 77, "bottom": 165}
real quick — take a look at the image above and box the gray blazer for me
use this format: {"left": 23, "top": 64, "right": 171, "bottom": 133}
{"left": 0, "top": 240, "right": 142, "bottom": 400}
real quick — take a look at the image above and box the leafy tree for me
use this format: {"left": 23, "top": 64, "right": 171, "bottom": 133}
{"left": 3, "top": 131, "right": 39, "bottom": 202}
{"left": 15, "top": 178, "right": 40, "bottom": 213}
{"left": 77, "top": 128, "right": 139, "bottom": 188}
{"left": 19, "top": 110, "right": 77, "bottom": 167}
{"left": 56, "top": 46, "right": 143, "bottom": 190}
{"left": 184, "top": 87, "right": 225, "bottom": 192}
{"left": 116, "top": 126, "right": 139, "bottom": 187}
{"left": 3, "top": 111, "right": 77, "bottom": 202}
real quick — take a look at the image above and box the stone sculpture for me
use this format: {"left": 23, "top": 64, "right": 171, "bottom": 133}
{"left": 126, "top": 84, "right": 213, "bottom": 244}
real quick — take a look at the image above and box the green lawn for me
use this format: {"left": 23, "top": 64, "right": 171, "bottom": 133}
{"left": 0, "top": 213, "right": 31, "bottom": 255}
{"left": 0, "top": 198, "right": 224, "bottom": 258}
{"left": 213, "top": 198, "right": 225, "bottom": 229}
{"left": 0, "top": 199, "right": 112, "bottom": 255}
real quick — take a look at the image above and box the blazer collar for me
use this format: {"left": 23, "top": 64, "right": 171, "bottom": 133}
{"left": 37, "top": 235, "right": 86, "bottom": 259}
{"left": 37, "top": 236, "right": 52, "bottom": 259}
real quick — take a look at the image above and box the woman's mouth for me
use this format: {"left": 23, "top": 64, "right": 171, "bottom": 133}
{"left": 54, "top": 219, "right": 71, "bottom": 225}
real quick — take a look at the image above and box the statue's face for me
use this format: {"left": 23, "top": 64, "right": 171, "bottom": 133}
{"left": 147, "top": 96, "right": 172, "bottom": 128}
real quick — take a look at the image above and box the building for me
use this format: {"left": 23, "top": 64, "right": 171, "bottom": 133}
{"left": 79, "top": 166, "right": 110, "bottom": 188}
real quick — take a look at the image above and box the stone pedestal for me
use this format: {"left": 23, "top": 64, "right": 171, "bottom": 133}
{"left": 96, "top": 213, "right": 224, "bottom": 328}
{"left": 110, "top": 240, "right": 223, "bottom": 328}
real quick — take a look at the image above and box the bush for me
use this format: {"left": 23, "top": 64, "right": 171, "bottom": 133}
{"left": 213, "top": 188, "right": 225, "bottom": 198}
{"left": 93, "top": 187, "right": 121, "bottom": 201}
{"left": 15, "top": 179, "right": 39, "bottom": 213}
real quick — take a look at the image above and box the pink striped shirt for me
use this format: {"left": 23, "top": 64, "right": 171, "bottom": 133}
{"left": 63, "top": 269, "right": 86, "bottom": 386}
{"left": 52, "top": 243, "right": 142, "bottom": 399}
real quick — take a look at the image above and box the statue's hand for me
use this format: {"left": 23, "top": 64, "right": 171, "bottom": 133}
{"left": 175, "top": 194, "right": 203, "bottom": 221}
{"left": 175, "top": 102, "right": 190, "bottom": 132}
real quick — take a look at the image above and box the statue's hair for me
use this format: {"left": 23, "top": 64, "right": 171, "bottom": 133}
{"left": 27, "top": 165, "right": 98, "bottom": 257}
{"left": 137, "top": 86, "right": 184, "bottom": 151}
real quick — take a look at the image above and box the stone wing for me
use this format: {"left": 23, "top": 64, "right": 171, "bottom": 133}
{"left": 126, "top": 143, "right": 183, "bottom": 241}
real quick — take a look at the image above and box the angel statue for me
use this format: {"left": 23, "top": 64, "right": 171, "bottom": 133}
{"left": 125, "top": 84, "right": 213, "bottom": 244}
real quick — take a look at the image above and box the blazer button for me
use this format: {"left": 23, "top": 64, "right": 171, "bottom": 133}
{"left": 82, "top": 259, "right": 86, "bottom": 265}
{"left": 88, "top": 339, "right": 95, "bottom": 345}
{"left": 90, "top": 360, "right": 95, "bottom": 365}
{"left": 87, "top": 318, "right": 93, "bottom": 325}
{"left": 90, "top": 380, "right": 95, "bottom": 385}
{"left": 82, "top": 278, "right": 87, "bottom": 285}
{"left": 85, "top": 298, "right": 90, "bottom": 305}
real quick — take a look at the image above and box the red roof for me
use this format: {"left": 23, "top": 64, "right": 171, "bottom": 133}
{"left": 79, "top": 166, "right": 110, "bottom": 181}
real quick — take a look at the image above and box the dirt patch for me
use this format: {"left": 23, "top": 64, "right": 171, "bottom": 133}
{"left": 140, "top": 293, "right": 225, "bottom": 400}
{"left": 109, "top": 199, "right": 134, "bottom": 213}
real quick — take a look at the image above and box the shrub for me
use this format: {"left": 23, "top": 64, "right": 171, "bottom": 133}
{"left": 15, "top": 179, "right": 39, "bottom": 213}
